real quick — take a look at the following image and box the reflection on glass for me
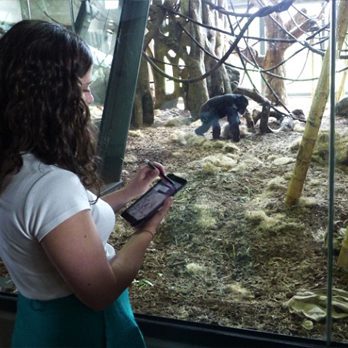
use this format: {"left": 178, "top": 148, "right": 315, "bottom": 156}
{"left": 120, "top": 0, "right": 346, "bottom": 345}
{"left": 0, "top": 0, "right": 22, "bottom": 24}
{"left": 0, "top": 0, "right": 121, "bottom": 122}
{"left": 76, "top": 0, "right": 122, "bottom": 122}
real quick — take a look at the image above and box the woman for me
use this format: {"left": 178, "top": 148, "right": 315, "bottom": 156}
{"left": 0, "top": 20, "right": 172, "bottom": 347}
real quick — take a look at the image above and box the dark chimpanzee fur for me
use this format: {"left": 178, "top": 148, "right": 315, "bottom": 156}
{"left": 194, "top": 94, "right": 248, "bottom": 142}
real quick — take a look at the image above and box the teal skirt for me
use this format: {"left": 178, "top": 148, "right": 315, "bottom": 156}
{"left": 12, "top": 290, "right": 146, "bottom": 348}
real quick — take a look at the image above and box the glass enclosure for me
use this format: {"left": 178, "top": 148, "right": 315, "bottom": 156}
{"left": 117, "top": 0, "right": 348, "bottom": 345}
{"left": 0, "top": 0, "right": 347, "bottom": 347}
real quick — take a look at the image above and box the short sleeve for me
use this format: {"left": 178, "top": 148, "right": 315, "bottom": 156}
{"left": 23, "top": 169, "right": 91, "bottom": 241}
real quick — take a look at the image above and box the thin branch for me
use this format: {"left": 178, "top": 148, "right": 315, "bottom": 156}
{"left": 203, "top": 0, "right": 253, "bottom": 18}
{"left": 254, "top": 0, "right": 324, "bottom": 55}
{"left": 163, "top": 4, "right": 304, "bottom": 44}
{"left": 228, "top": 2, "right": 290, "bottom": 113}
{"left": 146, "top": 0, "right": 295, "bottom": 84}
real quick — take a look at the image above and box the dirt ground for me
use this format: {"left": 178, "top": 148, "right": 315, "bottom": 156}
{"left": 114, "top": 99, "right": 348, "bottom": 344}
{"left": 1, "top": 97, "right": 348, "bottom": 344}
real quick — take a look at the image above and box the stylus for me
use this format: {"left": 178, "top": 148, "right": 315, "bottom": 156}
{"left": 144, "top": 159, "right": 176, "bottom": 188}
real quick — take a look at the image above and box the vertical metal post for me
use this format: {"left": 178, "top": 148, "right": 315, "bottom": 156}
{"left": 18, "top": 0, "right": 31, "bottom": 19}
{"left": 98, "top": 0, "right": 150, "bottom": 184}
{"left": 74, "top": 0, "right": 91, "bottom": 35}
{"left": 69, "top": 0, "right": 75, "bottom": 31}
{"left": 326, "top": 0, "right": 337, "bottom": 346}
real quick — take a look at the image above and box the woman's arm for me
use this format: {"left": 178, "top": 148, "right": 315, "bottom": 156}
{"left": 102, "top": 163, "right": 164, "bottom": 212}
{"left": 40, "top": 197, "right": 172, "bottom": 311}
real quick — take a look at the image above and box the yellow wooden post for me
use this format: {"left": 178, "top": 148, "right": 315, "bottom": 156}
{"left": 285, "top": 0, "right": 348, "bottom": 206}
{"left": 335, "top": 61, "right": 348, "bottom": 102}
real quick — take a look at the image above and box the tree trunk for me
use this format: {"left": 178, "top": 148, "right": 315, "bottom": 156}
{"left": 132, "top": 58, "right": 154, "bottom": 128}
{"left": 142, "top": 91, "right": 154, "bottom": 125}
{"left": 153, "top": 40, "right": 167, "bottom": 108}
{"left": 132, "top": 94, "right": 143, "bottom": 129}
{"left": 168, "top": 54, "right": 183, "bottom": 100}
{"left": 285, "top": 0, "right": 348, "bottom": 206}
{"left": 254, "top": 0, "right": 318, "bottom": 105}
{"left": 183, "top": 0, "right": 209, "bottom": 119}
{"left": 140, "top": 59, "right": 154, "bottom": 125}
{"left": 262, "top": 47, "right": 287, "bottom": 105}
{"left": 259, "top": 103, "right": 272, "bottom": 134}
{"left": 336, "top": 60, "right": 348, "bottom": 102}
{"left": 144, "top": 0, "right": 174, "bottom": 109}
{"left": 203, "top": 0, "right": 231, "bottom": 97}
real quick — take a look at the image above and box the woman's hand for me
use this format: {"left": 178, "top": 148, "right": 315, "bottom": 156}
{"left": 135, "top": 196, "right": 173, "bottom": 238}
{"left": 125, "top": 162, "right": 165, "bottom": 200}
{"left": 102, "top": 162, "right": 167, "bottom": 212}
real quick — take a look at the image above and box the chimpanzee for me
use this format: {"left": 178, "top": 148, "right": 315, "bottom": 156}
{"left": 194, "top": 94, "right": 249, "bottom": 142}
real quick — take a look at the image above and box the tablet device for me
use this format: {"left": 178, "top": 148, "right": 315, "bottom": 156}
{"left": 121, "top": 173, "right": 187, "bottom": 226}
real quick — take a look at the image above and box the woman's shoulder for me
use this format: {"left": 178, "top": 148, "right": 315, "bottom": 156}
{"left": 14, "top": 153, "right": 86, "bottom": 198}
{"left": 22, "top": 153, "right": 80, "bottom": 182}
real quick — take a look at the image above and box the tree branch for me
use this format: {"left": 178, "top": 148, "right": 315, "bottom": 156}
{"left": 146, "top": 0, "right": 295, "bottom": 84}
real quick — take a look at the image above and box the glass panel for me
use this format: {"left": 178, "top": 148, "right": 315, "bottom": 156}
{"left": 23, "top": 0, "right": 72, "bottom": 24}
{"left": 0, "top": 0, "right": 22, "bottom": 24}
{"left": 73, "top": 0, "right": 122, "bottom": 122}
{"left": 115, "top": 0, "right": 348, "bottom": 345}
{"left": 0, "top": 0, "right": 121, "bottom": 122}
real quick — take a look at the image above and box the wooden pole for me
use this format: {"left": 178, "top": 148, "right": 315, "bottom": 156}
{"left": 285, "top": 0, "right": 348, "bottom": 206}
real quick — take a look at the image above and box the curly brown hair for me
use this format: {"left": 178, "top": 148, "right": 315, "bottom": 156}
{"left": 0, "top": 20, "right": 102, "bottom": 192}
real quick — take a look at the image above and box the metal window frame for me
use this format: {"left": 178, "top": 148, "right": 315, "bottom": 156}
{"left": 97, "top": 0, "right": 150, "bottom": 184}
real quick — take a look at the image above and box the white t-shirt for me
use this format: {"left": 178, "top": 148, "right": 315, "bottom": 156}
{"left": 0, "top": 153, "right": 116, "bottom": 300}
